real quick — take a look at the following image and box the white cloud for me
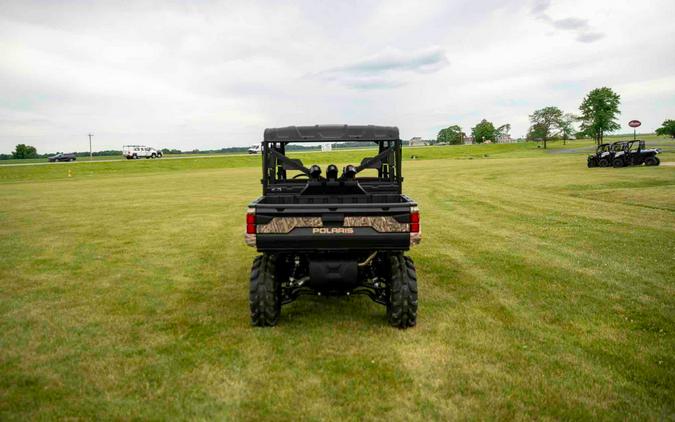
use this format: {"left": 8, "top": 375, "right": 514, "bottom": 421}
{"left": 531, "top": 0, "right": 605, "bottom": 43}
{"left": 576, "top": 32, "right": 605, "bottom": 43}
{"left": 313, "top": 46, "right": 449, "bottom": 89}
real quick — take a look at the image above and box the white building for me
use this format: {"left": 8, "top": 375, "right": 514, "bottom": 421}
{"left": 497, "top": 134, "right": 514, "bottom": 143}
{"left": 409, "top": 137, "right": 428, "bottom": 146}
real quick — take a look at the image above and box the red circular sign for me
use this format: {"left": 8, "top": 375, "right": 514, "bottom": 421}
{"left": 628, "top": 120, "right": 641, "bottom": 128}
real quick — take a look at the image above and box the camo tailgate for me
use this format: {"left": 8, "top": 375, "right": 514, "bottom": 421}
{"left": 256, "top": 216, "right": 408, "bottom": 233}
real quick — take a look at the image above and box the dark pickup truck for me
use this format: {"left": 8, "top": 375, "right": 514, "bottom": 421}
{"left": 48, "top": 153, "right": 77, "bottom": 162}
{"left": 245, "top": 125, "right": 420, "bottom": 328}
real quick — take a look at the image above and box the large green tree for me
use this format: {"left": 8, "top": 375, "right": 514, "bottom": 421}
{"left": 558, "top": 113, "right": 577, "bottom": 144}
{"left": 471, "top": 119, "right": 497, "bottom": 143}
{"left": 528, "top": 106, "right": 563, "bottom": 149}
{"left": 437, "top": 125, "right": 464, "bottom": 144}
{"left": 12, "top": 144, "right": 38, "bottom": 159}
{"left": 526, "top": 123, "right": 548, "bottom": 141}
{"left": 655, "top": 119, "right": 675, "bottom": 138}
{"left": 578, "top": 87, "right": 621, "bottom": 145}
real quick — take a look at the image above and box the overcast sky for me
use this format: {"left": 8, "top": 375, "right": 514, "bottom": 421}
{"left": 1, "top": 0, "right": 674, "bottom": 153}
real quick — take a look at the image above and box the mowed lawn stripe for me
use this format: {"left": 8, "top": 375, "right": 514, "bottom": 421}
{"left": 405, "top": 156, "right": 673, "bottom": 417}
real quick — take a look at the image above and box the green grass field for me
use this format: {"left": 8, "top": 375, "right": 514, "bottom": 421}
{"left": 1, "top": 140, "right": 674, "bottom": 419}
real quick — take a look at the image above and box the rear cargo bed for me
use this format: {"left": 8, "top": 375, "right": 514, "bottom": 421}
{"left": 250, "top": 195, "right": 416, "bottom": 251}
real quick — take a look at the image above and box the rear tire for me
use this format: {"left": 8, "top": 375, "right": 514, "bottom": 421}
{"left": 598, "top": 158, "right": 609, "bottom": 167}
{"left": 645, "top": 156, "right": 659, "bottom": 166}
{"left": 249, "top": 254, "right": 281, "bottom": 327}
{"left": 387, "top": 254, "right": 418, "bottom": 328}
{"left": 612, "top": 158, "right": 624, "bottom": 168}
{"left": 587, "top": 160, "right": 595, "bottom": 168}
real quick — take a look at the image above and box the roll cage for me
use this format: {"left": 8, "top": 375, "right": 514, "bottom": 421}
{"left": 624, "top": 140, "right": 645, "bottom": 152}
{"left": 612, "top": 140, "right": 645, "bottom": 154}
{"left": 260, "top": 125, "right": 403, "bottom": 195}
{"left": 610, "top": 141, "right": 627, "bottom": 152}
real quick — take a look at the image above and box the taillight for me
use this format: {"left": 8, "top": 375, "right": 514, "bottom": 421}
{"left": 410, "top": 208, "right": 420, "bottom": 233}
{"left": 244, "top": 208, "right": 256, "bottom": 248}
{"left": 409, "top": 207, "right": 421, "bottom": 246}
{"left": 246, "top": 209, "right": 256, "bottom": 234}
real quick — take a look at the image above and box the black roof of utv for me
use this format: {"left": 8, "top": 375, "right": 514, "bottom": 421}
{"left": 264, "top": 125, "right": 399, "bottom": 142}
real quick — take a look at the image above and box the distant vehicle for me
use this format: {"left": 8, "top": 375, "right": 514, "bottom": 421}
{"left": 48, "top": 153, "right": 76, "bottom": 162}
{"left": 248, "top": 144, "right": 262, "bottom": 154}
{"left": 587, "top": 141, "right": 624, "bottom": 168}
{"left": 587, "top": 143, "right": 611, "bottom": 167}
{"left": 123, "top": 145, "right": 163, "bottom": 159}
{"left": 612, "top": 140, "right": 660, "bottom": 167}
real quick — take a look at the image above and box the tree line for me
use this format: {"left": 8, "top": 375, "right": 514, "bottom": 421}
{"left": 436, "top": 121, "right": 511, "bottom": 145}
{"left": 528, "top": 87, "right": 621, "bottom": 148}
{"left": 437, "top": 87, "right": 675, "bottom": 148}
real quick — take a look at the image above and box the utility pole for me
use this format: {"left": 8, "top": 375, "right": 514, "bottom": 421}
{"left": 88, "top": 133, "right": 94, "bottom": 160}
